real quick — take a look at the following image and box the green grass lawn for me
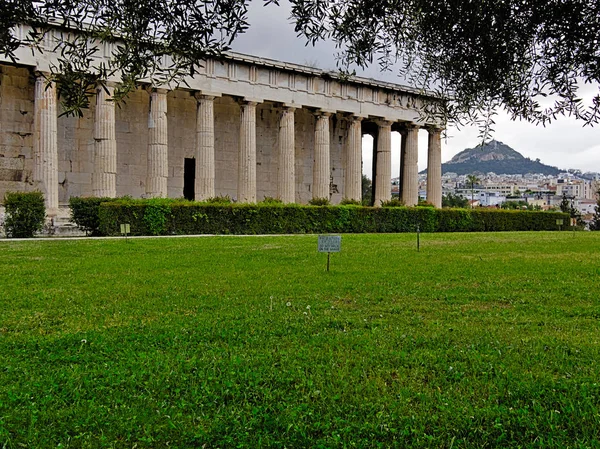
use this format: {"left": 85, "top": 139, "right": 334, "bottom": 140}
{"left": 1, "top": 232, "right": 600, "bottom": 448}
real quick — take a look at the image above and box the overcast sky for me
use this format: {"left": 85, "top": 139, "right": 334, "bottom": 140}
{"left": 231, "top": 1, "right": 600, "bottom": 177}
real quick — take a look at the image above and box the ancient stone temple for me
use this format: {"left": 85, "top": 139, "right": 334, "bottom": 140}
{"left": 0, "top": 24, "right": 444, "bottom": 216}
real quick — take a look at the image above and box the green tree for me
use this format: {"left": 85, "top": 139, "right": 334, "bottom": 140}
{"left": 1, "top": 0, "right": 599, "bottom": 129}
{"left": 442, "top": 193, "right": 468, "bottom": 209}
{"left": 466, "top": 174, "right": 480, "bottom": 209}
{"left": 361, "top": 174, "right": 372, "bottom": 206}
{"left": 590, "top": 190, "right": 600, "bottom": 231}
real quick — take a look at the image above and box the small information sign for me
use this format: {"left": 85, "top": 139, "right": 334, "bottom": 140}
{"left": 120, "top": 223, "right": 131, "bottom": 235}
{"left": 318, "top": 235, "right": 341, "bottom": 253}
{"left": 556, "top": 219, "right": 564, "bottom": 226}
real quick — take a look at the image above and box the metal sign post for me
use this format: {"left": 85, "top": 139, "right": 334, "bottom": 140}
{"left": 318, "top": 235, "right": 341, "bottom": 272}
{"left": 120, "top": 223, "right": 131, "bottom": 242}
{"left": 556, "top": 219, "right": 563, "bottom": 232}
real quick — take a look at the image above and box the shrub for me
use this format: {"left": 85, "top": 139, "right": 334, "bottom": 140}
{"left": 340, "top": 198, "right": 361, "bottom": 206}
{"left": 380, "top": 198, "right": 404, "bottom": 207}
{"left": 96, "top": 199, "right": 568, "bottom": 237}
{"left": 69, "top": 197, "right": 113, "bottom": 236}
{"left": 204, "top": 195, "right": 233, "bottom": 204}
{"left": 260, "top": 197, "right": 283, "bottom": 205}
{"left": 308, "top": 197, "right": 330, "bottom": 206}
{"left": 3, "top": 191, "right": 46, "bottom": 238}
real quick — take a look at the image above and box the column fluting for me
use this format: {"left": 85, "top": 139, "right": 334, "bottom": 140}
{"left": 33, "top": 73, "right": 58, "bottom": 211}
{"left": 313, "top": 112, "right": 331, "bottom": 200}
{"left": 238, "top": 101, "right": 258, "bottom": 203}
{"left": 93, "top": 85, "right": 117, "bottom": 198}
{"left": 345, "top": 116, "right": 362, "bottom": 202}
{"left": 374, "top": 120, "right": 393, "bottom": 206}
{"left": 427, "top": 128, "right": 443, "bottom": 208}
{"left": 195, "top": 94, "right": 216, "bottom": 201}
{"left": 146, "top": 89, "right": 168, "bottom": 197}
{"left": 401, "top": 124, "right": 419, "bottom": 206}
{"left": 277, "top": 106, "right": 296, "bottom": 203}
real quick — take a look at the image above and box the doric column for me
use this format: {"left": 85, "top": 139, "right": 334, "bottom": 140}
{"left": 427, "top": 128, "right": 443, "bottom": 208}
{"left": 313, "top": 112, "right": 331, "bottom": 200}
{"left": 195, "top": 93, "right": 217, "bottom": 201}
{"left": 238, "top": 101, "right": 258, "bottom": 203}
{"left": 33, "top": 72, "right": 58, "bottom": 212}
{"left": 146, "top": 88, "right": 168, "bottom": 197}
{"left": 93, "top": 84, "right": 117, "bottom": 198}
{"left": 345, "top": 116, "right": 362, "bottom": 202}
{"left": 374, "top": 120, "right": 393, "bottom": 206}
{"left": 401, "top": 124, "right": 419, "bottom": 206}
{"left": 277, "top": 106, "right": 296, "bottom": 203}
{"left": 398, "top": 129, "right": 407, "bottom": 199}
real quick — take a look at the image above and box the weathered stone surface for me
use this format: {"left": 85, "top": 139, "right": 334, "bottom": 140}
{"left": 374, "top": 121, "right": 392, "bottom": 206}
{"left": 313, "top": 112, "right": 330, "bottom": 200}
{"left": 401, "top": 125, "right": 419, "bottom": 206}
{"left": 427, "top": 128, "right": 443, "bottom": 208}
{"left": 33, "top": 73, "right": 59, "bottom": 211}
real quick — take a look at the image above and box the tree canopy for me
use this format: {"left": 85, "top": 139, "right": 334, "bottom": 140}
{"left": 1, "top": 0, "right": 599, "bottom": 131}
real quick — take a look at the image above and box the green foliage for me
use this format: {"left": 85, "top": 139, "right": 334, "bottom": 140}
{"left": 69, "top": 196, "right": 113, "bottom": 236}
{"left": 339, "top": 198, "right": 361, "bottom": 206}
{"left": 361, "top": 174, "right": 372, "bottom": 206}
{"left": 259, "top": 196, "right": 283, "bottom": 205}
{"left": 2, "top": 233, "right": 600, "bottom": 448}
{"left": 442, "top": 193, "right": 469, "bottom": 208}
{"left": 96, "top": 198, "right": 568, "bottom": 236}
{"left": 380, "top": 198, "right": 404, "bottom": 207}
{"left": 590, "top": 190, "right": 600, "bottom": 231}
{"left": 2, "top": 191, "right": 45, "bottom": 238}
{"left": 308, "top": 197, "right": 330, "bottom": 206}
{"left": 204, "top": 195, "right": 233, "bottom": 204}
{"left": 142, "top": 198, "right": 174, "bottom": 235}
{"left": 501, "top": 200, "right": 539, "bottom": 211}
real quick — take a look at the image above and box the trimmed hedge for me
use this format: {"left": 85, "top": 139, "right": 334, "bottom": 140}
{"left": 69, "top": 196, "right": 114, "bottom": 236}
{"left": 91, "top": 198, "right": 569, "bottom": 236}
{"left": 3, "top": 191, "right": 46, "bottom": 238}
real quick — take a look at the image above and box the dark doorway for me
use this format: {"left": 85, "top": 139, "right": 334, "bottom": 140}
{"left": 183, "top": 158, "right": 195, "bottom": 201}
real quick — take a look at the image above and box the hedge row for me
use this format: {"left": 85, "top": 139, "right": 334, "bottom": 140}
{"left": 83, "top": 198, "right": 570, "bottom": 236}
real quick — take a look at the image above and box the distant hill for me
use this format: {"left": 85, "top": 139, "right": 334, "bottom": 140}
{"left": 424, "top": 140, "right": 562, "bottom": 176}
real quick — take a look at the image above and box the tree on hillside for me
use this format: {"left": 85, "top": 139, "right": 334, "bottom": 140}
{"left": 361, "top": 174, "right": 372, "bottom": 206}
{"left": 442, "top": 193, "right": 468, "bottom": 209}
{"left": 1, "top": 0, "right": 599, "bottom": 128}
{"left": 466, "top": 174, "right": 480, "bottom": 209}
{"left": 590, "top": 190, "right": 600, "bottom": 231}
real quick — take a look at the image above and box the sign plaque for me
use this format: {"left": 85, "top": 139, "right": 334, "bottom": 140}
{"left": 318, "top": 235, "right": 341, "bottom": 253}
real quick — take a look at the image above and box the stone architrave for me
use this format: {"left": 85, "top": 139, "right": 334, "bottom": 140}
{"left": 146, "top": 89, "right": 168, "bottom": 198}
{"left": 195, "top": 93, "right": 217, "bottom": 201}
{"left": 33, "top": 72, "right": 58, "bottom": 212}
{"left": 277, "top": 106, "right": 296, "bottom": 203}
{"left": 427, "top": 128, "right": 443, "bottom": 208}
{"left": 313, "top": 112, "right": 331, "bottom": 200}
{"left": 92, "top": 84, "right": 117, "bottom": 198}
{"left": 374, "top": 120, "right": 393, "bottom": 206}
{"left": 345, "top": 116, "right": 363, "bottom": 202}
{"left": 238, "top": 101, "right": 258, "bottom": 203}
{"left": 401, "top": 124, "right": 419, "bottom": 206}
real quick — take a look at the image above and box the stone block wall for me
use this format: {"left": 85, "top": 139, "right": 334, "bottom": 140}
{"left": 1, "top": 64, "right": 354, "bottom": 205}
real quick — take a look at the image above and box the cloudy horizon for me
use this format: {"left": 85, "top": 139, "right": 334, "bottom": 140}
{"left": 231, "top": 0, "right": 600, "bottom": 177}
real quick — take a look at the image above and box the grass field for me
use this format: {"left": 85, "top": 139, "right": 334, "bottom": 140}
{"left": 1, "top": 232, "right": 600, "bottom": 448}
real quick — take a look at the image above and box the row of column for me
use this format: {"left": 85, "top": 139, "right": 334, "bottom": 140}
{"left": 32, "top": 73, "right": 442, "bottom": 210}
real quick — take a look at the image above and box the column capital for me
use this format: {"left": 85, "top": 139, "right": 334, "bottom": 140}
{"left": 194, "top": 90, "right": 221, "bottom": 101}
{"left": 349, "top": 115, "right": 365, "bottom": 122}
{"left": 34, "top": 70, "right": 51, "bottom": 79}
{"left": 150, "top": 87, "right": 169, "bottom": 95}
{"left": 426, "top": 126, "right": 444, "bottom": 135}
{"left": 375, "top": 119, "right": 394, "bottom": 128}
{"left": 315, "top": 109, "right": 335, "bottom": 117}
{"left": 241, "top": 97, "right": 263, "bottom": 105}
